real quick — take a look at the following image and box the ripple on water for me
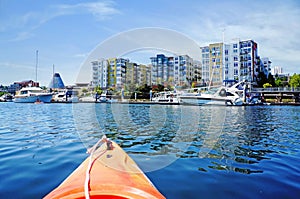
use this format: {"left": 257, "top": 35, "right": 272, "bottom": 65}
{"left": 1, "top": 104, "right": 300, "bottom": 199}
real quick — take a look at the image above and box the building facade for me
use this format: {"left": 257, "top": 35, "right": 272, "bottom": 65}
{"left": 107, "top": 58, "right": 128, "bottom": 89}
{"left": 201, "top": 39, "right": 265, "bottom": 86}
{"left": 150, "top": 54, "right": 199, "bottom": 87}
{"left": 92, "top": 58, "right": 151, "bottom": 90}
{"left": 201, "top": 43, "right": 224, "bottom": 86}
{"left": 272, "top": 66, "right": 283, "bottom": 75}
{"left": 239, "top": 40, "right": 259, "bottom": 82}
{"left": 92, "top": 59, "right": 108, "bottom": 88}
{"left": 260, "top": 57, "right": 272, "bottom": 77}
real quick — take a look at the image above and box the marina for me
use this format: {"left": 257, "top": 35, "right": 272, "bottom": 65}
{"left": 1, "top": 1, "right": 299, "bottom": 198}
{"left": 1, "top": 81, "right": 299, "bottom": 106}
{"left": 0, "top": 103, "right": 299, "bottom": 198}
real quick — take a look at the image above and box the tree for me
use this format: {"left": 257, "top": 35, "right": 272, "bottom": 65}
{"left": 137, "top": 84, "right": 151, "bottom": 93}
{"left": 267, "top": 74, "right": 275, "bottom": 87}
{"left": 257, "top": 72, "right": 267, "bottom": 87}
{"left": 263, "top": 83, "right": 272, "bottom": 88}
{"left": 81, "top": 88, "right": 88, "bottom": 96}
{"left": 153, "top": 84, "right": 164, "bottom": 92}
{"left": 191, "top": 82, "right": 196, "bottom": 88}
{"left": 94, "top": 86, "right": 103, "bottom": 95}
{"left": 289, "top": 73, "right": 300, "bottom": 88}
{"left": 275, "top": 78, "right": 283, "bottom": 87}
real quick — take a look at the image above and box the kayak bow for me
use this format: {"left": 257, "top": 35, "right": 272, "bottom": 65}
{"left": 44, "top": 138, "right": 165, "bottom": 199}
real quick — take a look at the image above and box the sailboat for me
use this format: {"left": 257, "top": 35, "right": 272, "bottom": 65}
{"left": 13, "top": 51, "right": 53, "bottom": 103}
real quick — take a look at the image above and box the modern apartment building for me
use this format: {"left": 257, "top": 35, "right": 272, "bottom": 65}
{"left": 92, "top": 59, "right": 108, "bottom": 88}
{"left": 224, "top": 41, "right": 240, "bottom": 83}
{"left": 150, "top": 54, "right": 169, "bottom": 85}
{"left": 260, "top": 57, "right": 272, "bottom": 77}
{"left": 239, "top": 40, "right": 259, "bottom": 82}
{"left": 107, "top": 58, "right": 128, "bottom": 89}
{"left": 201, "top": 43, "right": 223, "bottom": 86}
{"left": 92, "top": 39, "right": 269, "bottom": 89}
{"left": 92, "top": 58, "right": 151, "bottom": 90}
{"left": 150, "top": 54, "right": 198, "bottom": 86}
{"left": 201, "top": 39, "right": 264, "bottom": 86}
{"left": 137, "top": 64, "right": 151, "bottom": 86}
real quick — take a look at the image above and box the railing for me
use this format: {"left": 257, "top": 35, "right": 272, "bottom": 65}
{"left": 251, "top": 87, "right": 300, "bottom": 92}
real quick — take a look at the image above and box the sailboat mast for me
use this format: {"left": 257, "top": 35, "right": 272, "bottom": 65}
{"left": 36, "top": 50, "right": 38, "bottom": 83}
{"left": 52, "top": 64, "right": 55, "bottom": 88}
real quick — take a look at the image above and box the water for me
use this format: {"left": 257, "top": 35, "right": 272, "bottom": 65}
{"left": 0, "top": 103, "right": 299, "bottom": 199}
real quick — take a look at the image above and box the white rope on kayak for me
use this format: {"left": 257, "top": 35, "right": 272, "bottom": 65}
{"left": 84, "top": 135, "right": 110, "bottom": 199}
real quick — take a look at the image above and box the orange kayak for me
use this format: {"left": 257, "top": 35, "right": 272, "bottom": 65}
{"left": 44, "top": 138, "right": 165, "bottom": 199}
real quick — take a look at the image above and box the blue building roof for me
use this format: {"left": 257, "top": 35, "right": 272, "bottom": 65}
{"left": 49, "top": 73, "right": 65, "bottom": 89}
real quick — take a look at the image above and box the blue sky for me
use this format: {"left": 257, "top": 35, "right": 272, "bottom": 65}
{"left": 0, "top": 0, "right": 299, "bottom": 86}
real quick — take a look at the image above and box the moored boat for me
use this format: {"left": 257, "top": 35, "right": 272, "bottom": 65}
{"left": 95, "top": 91, "right": 117, "bottom": 103}
{"left": 13, "top": 87, "right": 53, "bottom": 103}
{"left": 151, "top": 91, "right": 180, "bottom": 105}
{"left": 179, "top": 86, "right": 243, "bottom": 106}
{"left": 44, "top": 137, "right": 165, "bottom": 199}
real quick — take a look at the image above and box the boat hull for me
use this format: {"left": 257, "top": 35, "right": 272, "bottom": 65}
{"left": 44, "top": 141, "right": 165, "bottom": 199}
{"left": 14, "top": 94, "right": 53, "bottom": 103}
{"left": 180, "top": 96, "right": 243, "bottom": 106}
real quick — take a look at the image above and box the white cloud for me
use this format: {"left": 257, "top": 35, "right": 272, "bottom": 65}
{"left": 175, "top": 1, "right": 300, "bottom": 73}
{"left": 4, "top": 1, "right": 121, "bottom": 42}
{"left": 55, "top": 1, "right": 121, "bottom": 21}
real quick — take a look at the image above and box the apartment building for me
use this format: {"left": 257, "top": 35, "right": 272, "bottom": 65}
{"left": 239, "top": 40, "right": 259, "bottom": 82}
{"left": 260, "top": 57, "right": 272, "bottom": 77}
{"left": 92, "top": 58, "right": 151, "bottom": 90}
{"left": 201, "top": 39, "right": 265, "bottom": 86}
{"left": 92, "top": 59, "right": 108, "bottom": 88}
{"left": 107, "top": 58, "right": 128, "bottom": 89}
{"left": 150, "top": 54, "right": 198, "bottom": 86}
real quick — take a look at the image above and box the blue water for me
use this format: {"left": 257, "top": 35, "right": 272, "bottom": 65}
{"left": 0, "top": 103, "right": 299, "bottom": 199}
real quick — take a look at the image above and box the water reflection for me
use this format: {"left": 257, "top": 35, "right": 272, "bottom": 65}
{"left": 72, "top": 103, "right": 300, "bottom": 174}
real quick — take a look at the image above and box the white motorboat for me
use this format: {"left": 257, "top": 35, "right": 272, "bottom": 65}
{"left": 0, "top": 94, "right": 13, "bottom": 102}
{"left": 151, "top": 91, "right": 181, "bottom": 104}
{"left": 95, "top": 91, "right": 117, "bottom": 103}
{"left": 52, "top": 90, "right": 79, "bottom": 103}
{"left": 13, "top": 87, "right": 53, "bottom": 103}
{"left": 179, "top": 86, "right": 243, "bottom": 106}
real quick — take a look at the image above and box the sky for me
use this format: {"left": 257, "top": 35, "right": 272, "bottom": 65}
{"left": 0, "top": 0, "right": 299, "bottom": 86}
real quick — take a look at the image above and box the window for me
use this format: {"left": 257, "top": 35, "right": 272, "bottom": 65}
{"left": 225, "top": 49, "right": 228, "bottom": 55}
{"left": 234, "top": 69, "right": 239, "bottom": 75}
{"left": 233, "top": 44, "right": 238, "bottom": 48}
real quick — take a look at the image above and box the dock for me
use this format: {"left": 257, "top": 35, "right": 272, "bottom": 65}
{"left": 249, "top": 87, "right": 300, "bottom": 103}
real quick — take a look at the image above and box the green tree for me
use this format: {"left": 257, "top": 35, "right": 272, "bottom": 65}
{"left": 81, "top": 88, "right": 89, "bottom": 96}
{"left": 289, "top": 73, "right": 300, "bottom": 88}
{"left": 191, "top": 82, "right": 196, "bottom": 88}
{"left": 275, "top": 78, "right": 283, "bottom": 87}
{"left": 263, "top": 83, "right": 272, "bottom": 88}
{"left": 94, "top": 86, "right": 103, "bottom": 95}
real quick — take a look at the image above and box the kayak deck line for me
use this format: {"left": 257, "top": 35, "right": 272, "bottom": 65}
{"left": 44, "top": 136, "right": 165, "bottom": 199}
{"left": 85, "top": 136, "right": 113, "bottom": 199}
